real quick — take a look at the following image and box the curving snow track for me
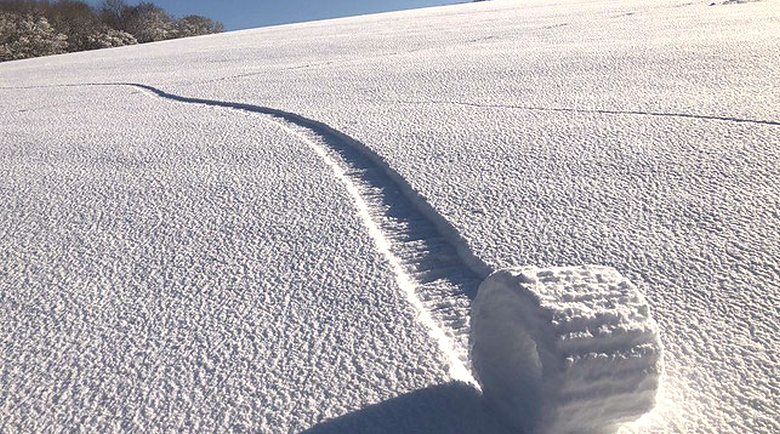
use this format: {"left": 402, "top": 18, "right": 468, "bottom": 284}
{"left": 384, "top": 98, "right": 780, "bottom": 127}
{"left": 99, "top": 82, "right": 487, "bottom": 385}
{"left": 4, "top": 82, "right": 672, "bottom": 431}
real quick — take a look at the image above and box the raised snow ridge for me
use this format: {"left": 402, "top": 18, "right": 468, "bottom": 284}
{"left": 470, "top": 266, "right": 662, "bottom": 434}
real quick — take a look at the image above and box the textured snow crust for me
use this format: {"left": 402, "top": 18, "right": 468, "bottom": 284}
{"left": 471, "top": 266, "right": 662, "bottom": 434}
{"left": 0, "top": 86, "right": 481, "bottom": 431}
{"left": 1, "top": 0, "right": 779, "bottom": 432}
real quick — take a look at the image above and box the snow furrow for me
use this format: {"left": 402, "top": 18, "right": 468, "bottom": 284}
{"left": 69, "top": 82, "right": 485, "bottom": 386}
{"left": 387, "top": 98, "right": 780, "bottom": 127}
{"left": 10, "top": 84, "right": 777, "bottom": 126}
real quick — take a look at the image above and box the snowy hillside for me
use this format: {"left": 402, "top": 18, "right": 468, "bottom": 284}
{"left": 1, "top": 0, "right": 778, "bottom": 432}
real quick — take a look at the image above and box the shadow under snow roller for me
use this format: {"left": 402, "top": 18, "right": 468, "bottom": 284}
{"left": 470, "top": 265, "right": 663, "bottom": 434}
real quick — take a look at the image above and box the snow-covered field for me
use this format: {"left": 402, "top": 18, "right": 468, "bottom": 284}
{"left": 1, "top": 0, "right": 778, "bottom": 432}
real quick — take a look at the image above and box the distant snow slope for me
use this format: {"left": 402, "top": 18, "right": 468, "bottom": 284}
{"left": 1, "top": 0, "right": 778, "bottom": 432}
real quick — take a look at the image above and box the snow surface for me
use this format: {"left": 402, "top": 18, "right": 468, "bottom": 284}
{"left": 1, "top": 0, "right": 779, "bottom": 432}
{"left": 471, "top": 266, "right": 662, "bottom": 434}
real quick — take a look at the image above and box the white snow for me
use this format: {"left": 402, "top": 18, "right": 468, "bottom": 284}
{"left": 471, "top": 266, "right": 662, "bottom": 434}
{"left": 1, "top": 0, "right": 779, "bottom": 433}
{"left": 0, "top": 85, "right": 457, "bottom": 431}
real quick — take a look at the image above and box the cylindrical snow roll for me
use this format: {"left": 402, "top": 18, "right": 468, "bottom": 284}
{"left": 470, "top": 266, "right": 663, "bottom": 434}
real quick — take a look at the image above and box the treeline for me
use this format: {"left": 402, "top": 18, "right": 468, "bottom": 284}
{"left": 0, "top": 0, "right": 224, "bottom": 62}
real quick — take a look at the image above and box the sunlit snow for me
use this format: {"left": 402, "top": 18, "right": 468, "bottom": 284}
{"left": 1, "top": 0, "right": 778, "bottom": 432}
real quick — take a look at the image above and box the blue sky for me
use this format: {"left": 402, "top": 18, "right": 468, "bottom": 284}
{"left": 90, "top": 0, "right": 459, "bottom": 31}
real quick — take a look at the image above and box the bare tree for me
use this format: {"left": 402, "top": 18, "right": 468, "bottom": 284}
{"left": 122, "top": 2, "right": 176, "bottom": 43}
{"left": 0, "top": 11, "right": 68, "bottom": 61}
{"left": 46, "top": 0, "right": 101, "bottom": 51}
{"left": 175, "top": 15, "right": 224, "bottom": 38}
{"left": 1, "top": 0, "right": 222, "bottom": 61}
{"left": 85, "top": 27, "right": 137, "bottom": 50}
{"left": 98, "top": 0, "right": 127, "bottom": 30}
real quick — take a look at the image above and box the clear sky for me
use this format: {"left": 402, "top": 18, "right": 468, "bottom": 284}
{"left": 89, "top": 0, "right": 460, "bottom": 31}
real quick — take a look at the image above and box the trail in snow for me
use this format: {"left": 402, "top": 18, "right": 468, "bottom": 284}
{"left": 385, "top": 98, "right": 780, "bottom": 127}
{"left": 7, "top": 85, "right": 777, "bottom": 127}
{"left": 55, "top": 82, "right": 485, "bottom": 385}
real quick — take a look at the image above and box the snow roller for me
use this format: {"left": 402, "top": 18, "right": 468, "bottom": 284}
{"left": 470, "top": 266, "right": 663, "bottom": 434}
